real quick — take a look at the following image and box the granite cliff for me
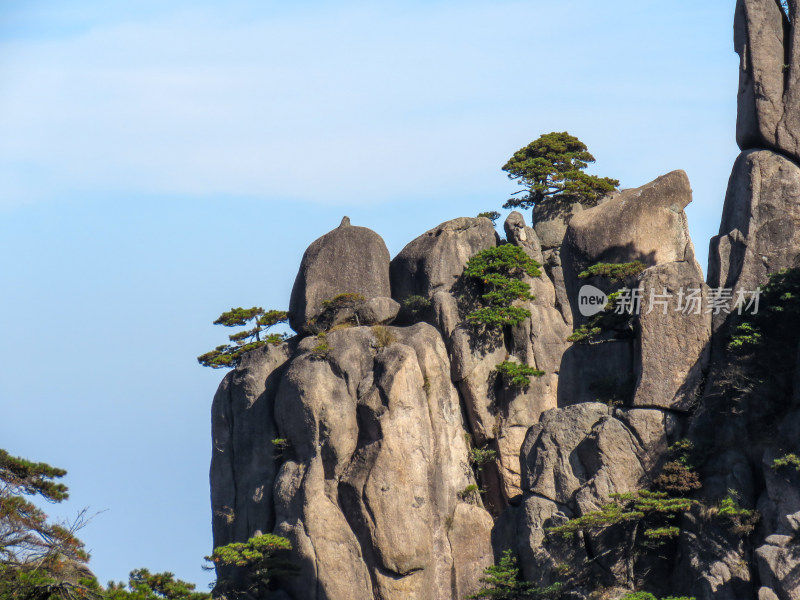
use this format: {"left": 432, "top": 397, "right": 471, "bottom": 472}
{"left": 209, "top": 2, "right": 800, "bottom": 598}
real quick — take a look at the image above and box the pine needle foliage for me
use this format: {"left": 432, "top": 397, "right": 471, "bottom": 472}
{"left": 495, "top": 361, "right": 544, "bottom": 388}
{"left": 198, "top": 308, "right": 288, "bottom": 369}
{"left": 771, "top": 453, "right": 800, "bottom": 472}
{"left": 547, "top": 490, "right": 696, "bottom": 542}
{"left": 464, "top": 245, "right": 541, "bottom": 328}
{"left": 468, "top": 549, "right": 563, "bottom": 599}
{"left": 206, "top": 534, "right": 298, "bottom": 598}
{"left": 0, "top": 449, "right": 102, "bottom": 600}
{"left": 105, "top": 569, "right": 210, "bottom": 600}
{"left": 502, "top": 132, "right": 618, "bottom": 211}
{"left": 578, "top": 261, "right": 646, "bottom": 282}
{"left": 729, "top": 268, "right": 800, "bottom": 354}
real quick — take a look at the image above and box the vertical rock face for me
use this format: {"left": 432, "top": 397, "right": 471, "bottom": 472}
{"left": 708, "top": 149, "right": 800, "bottom": 311}
{"left": 288, "top": 218, "right": 392, "bottom": 334}
{"left": 210, "top": 343, "right": 293, "bottom": 551}
{"left": 736, "top": 0, "right": 800, "bottom": 165}
{"left": 734, "top": 0, "right": 787, "bottom": 152}
{"left": 390, "top": 214, "right": 571, "bottom": 503}
{"left": 271, "top": 324, "right": 493, "bottom": 600}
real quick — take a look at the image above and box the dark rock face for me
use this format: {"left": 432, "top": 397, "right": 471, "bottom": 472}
{"left": 289, "top": 217, "right": 391, "bottom": 334}
{"left": 210, "top": 342, "right": 293, "bottom": 553}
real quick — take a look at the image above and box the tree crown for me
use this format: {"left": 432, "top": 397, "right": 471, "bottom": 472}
{"left": 502, "top": 131, "right": 618, "bottom": 210}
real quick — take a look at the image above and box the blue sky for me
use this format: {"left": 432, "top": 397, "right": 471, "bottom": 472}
{"left": 0, "top": 0, "right": 738, "bottom": 590}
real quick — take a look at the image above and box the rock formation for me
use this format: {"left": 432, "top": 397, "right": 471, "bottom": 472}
{"left": 208, "top": 4, "right": 800, "bottom": 598}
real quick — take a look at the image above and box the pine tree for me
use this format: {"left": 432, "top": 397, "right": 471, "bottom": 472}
{"left": 0, "top": 448, "right": 102, "bottom": 600}
{"left": 502, "top": 132, "right": 618, "bottom": 211}
{"left": 197, "top": 308, "right": 289, "bottom": 369}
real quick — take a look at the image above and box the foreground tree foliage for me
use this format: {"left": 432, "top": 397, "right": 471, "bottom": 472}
{"left": 197, "top": 308, "right": 288, "bottom": 369}
{"left": 0, "top": 449, "right": 102, "bottom": 600}
{"left": 105, "top": 570, "right": 210, "bottom": 600}
{"left": 205, "top": 534, "right": 297, "bottom": 598}
{"left": 502, "top": 132, "right": 618, "bottom": 211}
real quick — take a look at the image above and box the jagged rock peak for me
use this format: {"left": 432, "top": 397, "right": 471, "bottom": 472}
{"left": 339, "top": 215, "right": 351, "bottom": 227}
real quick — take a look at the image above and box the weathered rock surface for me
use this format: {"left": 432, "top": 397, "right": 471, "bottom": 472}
{"left": 289, "top": 217, "right": 391, "bottom": 334}
{"left": 633, "top": 261, "right": 711, "bottom": 411}
{"left": 735, "top": 0, "right": 800, "bottom": 165}
{"left": 272, "top": 324, "right": 493, "bottom": 599}
{"left": 734, "top": 0, "right": 787, "bottom": 153}
{"left": 532, "top": 198, "right": 590, "bottom": 250}
{"left": 517, "top": 403, "right": 677, "bottom": 584}
{"left": 210, "top": 8, "right": 800, "bottom": 590}
{"left": 210, "top": 342, "right": 293, "bottom": 550}
{"left": 565, "top": 170, "right": 696, "bottom": 277}
{"left": 390, "top": 217, "right": 499, "bottom": 302}
{"left": 709, "top": 150, "right": 800, "bottom": 316}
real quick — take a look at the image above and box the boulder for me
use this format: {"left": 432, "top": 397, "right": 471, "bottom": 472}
{"left": 289, "top": 217, "right": 391, "bottom": 334}
{"left": 565, "top": 170, "right": 696, "bottom": 276}
{"left": 756, "top": 536, "right": 800, "bottom": 600}
{"left": 517, "top": 403, "right": 676, "bottom": 586}
{"left": 357, "top": 296, "right": 400, "bottom": 325}
{"left": 390, "top": 217, "right": 499, "bottom": 302}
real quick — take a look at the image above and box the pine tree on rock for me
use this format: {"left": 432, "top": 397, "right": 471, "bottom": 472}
{"left": 502, "top": 132, "right": 618, "bottom": 211}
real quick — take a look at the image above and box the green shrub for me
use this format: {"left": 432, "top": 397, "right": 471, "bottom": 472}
{"left": 567, "top": 289, "right": 631, "bottom": 343}
{"left": 321, "top": 293, "right": 366, "bottom": 310}
{"left": 468, "top": 549, "right": 564, "bottom": 600}
{"left": 463, "top": 245, "right": 541, "bottom": 328}
{"left": 271, "top": 438, "right": 291, "bottom": 457}
{"left": 371, "top": 325, "right": 396, "bottom": 348}
{"left": 620, "top": 593, "right": 695, "bottom": 600}
{"left": 716, "top": 490, "right": 759, "bottom": 536}
{"left": 771, "top": 453, "right": 800, "bottom": 472}
{"left": 402, "top": 295, "right": 432, "bottom": 319}
{"left": 578, "top": 261, "right": 646, "bottom": 282}
{"left": 458, "top": 484, "right": 484, "bottom": 503}
{"left": 495, "top": 360, "right": 544, "bottom": 388}
{"left": 310, "top": 333, "right": 330, "bottom": 360}
{"left": 470, "top": 448, "right": 498, "bottom": 470}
